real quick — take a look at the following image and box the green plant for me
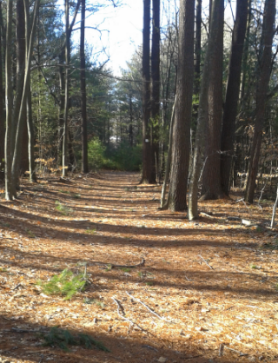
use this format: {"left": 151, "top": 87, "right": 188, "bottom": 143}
{"left": 59, "top": 190, "right": 70, "bottom": 194}
{"left": 42, "top": 327, "right": 109, "bottom": 352}
{"left": 104, "top": 142, "right": 142, "bottom": 171}
{"left": 250, "top": 264, "right": 258, "bottom": 269}
{"left": 27, "top": 230, "right": 36, "bottom": 238}
{"left": 121, "top": 267, "right": 131, "bottom": 273}
{"left": 105, "top": 264, "right": 112, "bottom": 271}
{"left": 83, "top": 297, "right": 105, "bottom": 309}
{"left": 86, "top": 228, "right": 96, "bottom": 235}
{"left": 38, "top": 268, "right": 86, "bottom": 300}
{"left": 88, "top": 137, "right": 106, "bottom": 171}
{"left": 55, "top": 201, "right": 73, "bottom": 216}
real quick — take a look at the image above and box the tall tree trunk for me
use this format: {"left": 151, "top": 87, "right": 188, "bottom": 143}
{"left": 245, "top": 0, "right": 276, "bottom": 203}
{"left": 0, "top": 0, "right": 4, "bottom": 170}
{"left": 240, "top": 0, "right": 252, "bottom": 109}
{"left": 167, "top": 0, "right": 195, "bottom": 211}
{"left": 62, "top": 0, "right": 70, "bottom": 177}
{"left": 160, "top": 96, "right": 176, "bottom": 208}
{"left": 57, "top": 52, "right": 65, "bottom": 167}
{"left": 12, "top": 0, "right": 39, "bottom": 191}
{"left": 80, "top": 0, "right": 88, "bottom": 173}
{"left": 141, "top": 0, "right": 152, "bottom": 183}
{"left": 200, "top": 0, "right": 224, "bottom": 200}
{"left": 150, "top": 0, "right": 160, "bottom": 183}
{"left": 194, "top": 0, "right": 202, "bottom": 94}
{"left": 26, "top": 75, "right": 36, "bottom": 182}
{"left": 220, "top": 0, "right": 248, "bottom": 195}
{"left": 5, "top": 0, "right": 14, "bottom": 200}
{"left": 188, "top": 0, "right": 223, "bottom": 219}
{"left": 16, "top": 0, "right": 28, "bottom": 178}
{"left": 129, "top": 95, "right": 133, "bottom": 147}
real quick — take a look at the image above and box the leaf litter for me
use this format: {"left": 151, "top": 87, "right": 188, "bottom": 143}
{"left": 0, "top": 171, "right": 278, "bottom": 362}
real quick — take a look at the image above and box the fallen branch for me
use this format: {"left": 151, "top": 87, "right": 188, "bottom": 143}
{"left": 126, "top": 291, "right": 164, "bottom": 320}
{"left": 219, "top": 343, "right": 247, "bottom": 357}
{"left": 112, "top": 297, "right": 143, "bottom": 331}
{"left": 200, "top": 212, "right": 214, "bottom": 219}
{"left": 91, "top": 258, "right": 145, "bottom": 269}
{"left": 198, "top": 255, "right": 213, "bottom": 270}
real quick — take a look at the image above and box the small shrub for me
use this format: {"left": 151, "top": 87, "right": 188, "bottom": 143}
{"left": 38, "top": 268, "right": 86, "bottom": 300}
{"left": 42, "top": 327, "right": 109, "bottom": 352}
{"left": 86, "top": 228, "right": 96, "bottom": 235}
{"left": 55, "top": 201, "right": 73, "bottom": 216}
{"left": 88, "top": 137, "right": 106, "bottom": 171}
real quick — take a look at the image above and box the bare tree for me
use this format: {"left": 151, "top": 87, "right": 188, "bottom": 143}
{"left": 245, "top": 0, "right": 276, "bottom": 203}
{"left": 200, "top": 0, "right": 224, "bottom": 200}
{"left": 167, "top": 0, "right": 195, "bottom": 211}
{"left": 80, "top": 0, "right": 88, "bottom": 173}
{"left": 150, "top": 0, "right": 160, "bottom": 182}
{"left": 141, "top": 0, "right": 152, "bottom": 183}
{"left": 220, "top": 0, "right": 248, "bottom": 195}
{"left": 188, "top": 0, "right": 224, "bottom": 219}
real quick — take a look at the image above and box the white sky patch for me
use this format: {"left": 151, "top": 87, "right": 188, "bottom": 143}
{"left": 70, "top": 0, "right": 236, "bottom": 75}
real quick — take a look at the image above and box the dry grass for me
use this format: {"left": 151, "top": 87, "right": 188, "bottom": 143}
{"left": 0, "top": 171, "right": 277, "bottom": 363}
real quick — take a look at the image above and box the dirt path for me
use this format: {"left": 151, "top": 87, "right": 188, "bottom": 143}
{"left": 0, "top": 171, "right": 278, "bottom": 362}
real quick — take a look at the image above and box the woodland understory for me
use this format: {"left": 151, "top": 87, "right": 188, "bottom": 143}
{"left": 0, "top": 171, "right": 278, "bottom": 363}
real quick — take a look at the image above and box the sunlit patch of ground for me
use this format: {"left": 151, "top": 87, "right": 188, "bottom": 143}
{"left": 0, "top": 171, "right": 278, "bottom": 362}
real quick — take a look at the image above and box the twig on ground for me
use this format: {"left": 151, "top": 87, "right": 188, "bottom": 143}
{"left": 12, "top": 283, "right": 23, "bottom": 291}
{"left": 219, "top": 343, "right": 224, "bottom": 356}
{"left": 198, "top": 255, "right": 213, "bottom": 270}
{"left": 112, "top": 297, "right": 143, "bottom": 331}
{"left": 91, "top": 258, "right": 145, "bottom": 269}
{"left": 126, "top": 291, "right": 165, "bottom": 320}
{"left": 184, "top": 274, "right": 191, "bottom": 281}
{"left": 200, "top": 212, "right": 214, "bottom": 219}
{"left": 219, "top": 344, "right": 247, "bottom": 357}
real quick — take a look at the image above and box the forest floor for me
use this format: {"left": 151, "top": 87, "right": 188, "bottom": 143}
{"left": 0, "top": 171, "right": 278, "bottom": 363}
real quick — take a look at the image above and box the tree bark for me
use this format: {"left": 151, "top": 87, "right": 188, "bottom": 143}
{"left": 12, "top": 0, "right": 39, "bottom": 191}
{"left": 16, "top": 0, "right": 28, "bottom": 178}
{"left": 26, "top": 75, "right": 36, "bottom": 182}
{"left": 160, "top": 97, "right": 176, "bottom": 208}
{"left": 200, "top": 0, "right": 224, "bottom": 200}
{"left": 167, "top": 0, "right": 195, "bottom": 211}
{"left": 245, "top": 0, "right": 276, "bottom": 203}
{"left": 80, "top": 0, "right": 88, "bottom": 173}
{"left": 62, "top": 0, "right": 70, "bottom": 177}
{"left": 0, "top": 0, "right": 4, "bottom": 169}
{"left": 188, "top": 0, "right": 223, "bottom": 219}
{"left": 141, "top": 0, "right": 152, "bottom": 183}
{"left": 194, "top": 0, "right": 202, "bottom": 94}
{"left": 150, "top": 0, "right": 160, "bottom": 183}
{"left": 220, "top": 0, "right": 248, "bottom": 195}
{"left": 5, "top": 0, "right": 14, "bottom": 200}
